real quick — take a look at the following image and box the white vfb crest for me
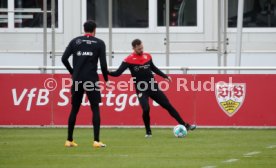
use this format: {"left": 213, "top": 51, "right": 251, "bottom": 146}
{"left": 215, "top": 82, "right": 246, "bottom": 117}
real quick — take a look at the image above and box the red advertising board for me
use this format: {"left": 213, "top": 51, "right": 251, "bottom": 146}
{"left": 0, "top": 74, "right": 275, "bottom": 127}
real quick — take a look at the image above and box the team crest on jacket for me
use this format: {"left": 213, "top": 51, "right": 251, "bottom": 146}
{"left": 215, "top": 82, "right": 246, "bottom": 117}
{"left": 143, "top": 55, "right": 147, "bottom": 59}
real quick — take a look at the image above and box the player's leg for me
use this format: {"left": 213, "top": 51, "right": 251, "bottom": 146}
{"left": 150, "top": 89, "right": 195, "bottom": 130}
{"left": 90, "top": 103, "right": 106, "bottom": 147}
{"left": 86, "top": 88, "right": 106, "bottom": 147}
{"left": 65, "top": 83, "right": 84, "bottom": 147}
{"left": 91, "top": 103, "right": 100, "bottom": 141}
{"left": 137, "top": 92, "right": 152, "bottom": 136}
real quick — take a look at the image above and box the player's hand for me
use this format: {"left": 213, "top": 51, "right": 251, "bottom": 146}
{"left": 165, "top": 76, "right": 172, "bottom": 82}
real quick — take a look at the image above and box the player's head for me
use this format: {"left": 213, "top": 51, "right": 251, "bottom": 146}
{"left": 83, "top": 20, "right": 97, "bottom": 34}
{"left": 132, "top": 39, "right": 144, "bottom": 55}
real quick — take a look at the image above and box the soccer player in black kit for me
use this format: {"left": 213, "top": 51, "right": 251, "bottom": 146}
{"left": 62, "top": 20, "right": 108, "bottom": 148}
{"left": 109, "top": 39, "right": 196, "bottom": 137}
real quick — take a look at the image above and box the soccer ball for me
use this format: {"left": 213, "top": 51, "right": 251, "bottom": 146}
{"left": 173, "top": 125, "right": 187, "bottom": 138}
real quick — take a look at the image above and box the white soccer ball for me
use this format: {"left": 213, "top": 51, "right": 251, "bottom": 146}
{"left": 173, "top": 125, "right": 187, "bottom": 138}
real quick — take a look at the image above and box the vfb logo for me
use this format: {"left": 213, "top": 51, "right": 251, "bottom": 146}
{"left": 215, "top": 82, "right": 246, "bottom": 117}
{"left": 12, "top": 88, "right": 50, "bottom": 111}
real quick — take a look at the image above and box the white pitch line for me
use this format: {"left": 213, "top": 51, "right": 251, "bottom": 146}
{"left": 243, "top": 151, "right": 261, "bottom": 157}
{"left": 266, "top": 145, "right": 276, "bottom": 149}
{"left": 201, "top": 166, "right": 217, "bottom": 168}
{"left": 222, "top": 159, "right": 239, "bottom": 163}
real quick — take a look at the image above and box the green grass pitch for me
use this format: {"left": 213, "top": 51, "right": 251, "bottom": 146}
{"left": 0, "top": 128, "right": 276, "bottom": 168}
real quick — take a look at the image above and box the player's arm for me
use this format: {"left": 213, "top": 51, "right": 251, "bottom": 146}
{"left": 99, "top": 41, "right": 109, "bottom": 82}
{"left": 61, "top": 41, "right": 74, "bottom": 74}
{"left": 108, "top": 62, "right": 128, "bottom": 77}
{"left": 150, "top": 60, "right": 169, "bottom": 79}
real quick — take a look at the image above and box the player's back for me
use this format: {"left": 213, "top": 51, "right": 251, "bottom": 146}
{"left": 70, "top": 35, "right": 105, "bottom": 81}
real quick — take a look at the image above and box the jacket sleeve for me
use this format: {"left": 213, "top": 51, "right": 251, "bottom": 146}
{"left": 99, "top": 41, "right": 109, "bottom": 82}
{"left": 150, "top": 60, "right": 168, "bottom": 79}
{"left": 61, "top": 41, "right": 74, "bottom": 74}
{"left": 108, "top": 62, "right": 129, "bottom": 77}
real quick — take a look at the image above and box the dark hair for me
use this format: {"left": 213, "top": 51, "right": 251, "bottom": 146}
{"left": 83, "top": 20, "right": 97, "bottom": 33}
{"left": 132, "top": 39, "right": 142, "bottom": 48}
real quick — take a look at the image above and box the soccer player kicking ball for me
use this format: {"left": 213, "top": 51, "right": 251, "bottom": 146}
{"left": 108, "top": 39, "right": 196, "bottom": 137}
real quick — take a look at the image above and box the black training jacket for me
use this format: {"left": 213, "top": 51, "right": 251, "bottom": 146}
{"left": 62, "top": 34, "right": 108, "bottom": 82}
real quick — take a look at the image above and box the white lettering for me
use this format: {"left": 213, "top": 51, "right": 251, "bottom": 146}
{"left": 11, "top": 89, "right": 163, "bottom": 112}
{"left": 115, "top": 94, "right": 127, "bottom": 112}
{"left": 26, "top": 88, "right": 37, "bottom": 111}
{"left": 58, "top": 89, "right": 70, "bottom": 106}
{"left": 36, "top": 89, "right": 49, "bottom": 106}
{"left": 158, "top": 81, "right": 169, "bottom": 91}
{"left": 106, "top": 91, "right": 115, "bottom": 106}
{"left": 12, "top": 89, "right": 28, "bottom": 105}
{"left": 203, "top": 77, "right": 215, "bottom": 91}
{"left": 81, "top": 94, "right": 90, "bottom": 106}
{"left": 177, "top": 78, "right": 189, "bottom": 91}
{"left": 62, "top": 78, "right": 72, "bottom": 88}
{"left": 129, "top": 94, "right": 139, "bottom": 106}
{"left": 117, "top": 81, "right": 129, "bottom": 91}
{"left": 191, "top": 81, "right": 201, "bottom": 91}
